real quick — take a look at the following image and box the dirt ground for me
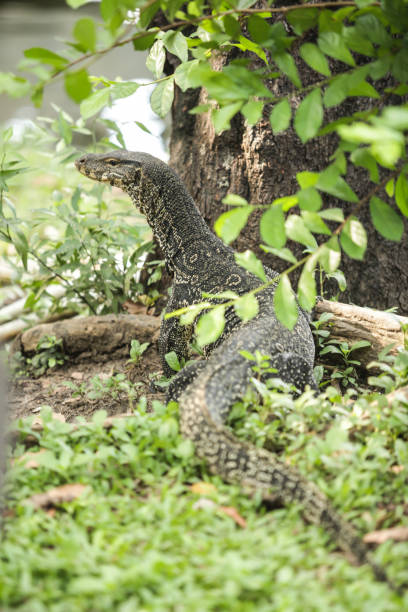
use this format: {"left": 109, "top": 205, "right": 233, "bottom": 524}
{"left": 8, "top": 314, "right": 166, "bottom": 422}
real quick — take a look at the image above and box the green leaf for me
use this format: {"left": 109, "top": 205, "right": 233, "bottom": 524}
{"left": 24, "top": 47, "right": 68, "bottom": 68}
{"left": 318, "top": 32, "right": 355, "bottom": 67}
{"left": 179, "top": 303, "right": 208, "bottom": 326}
{"left": 214, "top": 206, "right": 253, "bottom": 244}
{"left": 73, "top": 18, "right": 96, "bottom": 52}
{"left": 135, "top": 121, "right": 151, "bottom": 134}
{"left": 163, "top": 31, "right": 188, "bottom": 63}
{"left": 260, "top": 245, "right": 298, "bottom": 264}
{"left": 318, "top": 236, "right": 341, "bottom": 273}
{"left": 340, "top": 217, "right": 367, "bottom": 260}
{"left": 13, "top": 228, "right": 29, "bottom": 270}
{"left": 241, "top": 100, "right": 263, "bottom": 125}
{"left": 150, "top": 79, "right": 174, "bottom": 118}
{"left": 196, "top": 306, "right": 225, "bottom": 348}
{"left": 297, "top": 187, "right": 322, "bottom": 212}
{"left": 146, "top": 40, "right": 166, "bottom": 78}
{"left": 319, "top": 208, "right": 344, "bottom": 222}
{"left": 133, "top": 32, "right": 157, "bottom": 51}
{"left": 317, "top": 167, "right": 358, "bottom": 203}
{"left": 294, "top": 89, "right": 323, "bottom": 144}
{"left": 212, "top": 102, "right": 243, "bottom": 133}
{"left": 80, "top": 88, "right": 110, "bottom": 119}
{"left": 174, "top": 59, "right": 200, "bottom": 92}
{"left": 0, "top": 73, "right": 30, "bottom": 98}
{"left": 248, "top": 15, "right": 272, "bottom": 45}
{"left": 285, "top": 215, "right": 317, "bottom": 248}
{"left": 342, "top": 26, "right": 374, "bottom": 57}
{"left": 223, "top": 15, "right": 241, "bottom": 38}
{"left": 164, "top": 351, "right": 181, "bottom": 372}
{"left": 222, "top": 194, "right": 248, "bottom": 206}
{"left": 323, "top": 75, "right": 349, "bottom": 108}
{"left": 66, "top": 0, "right": 92, "bottom": 7}
{"left": 348, "top": 80, "right": 379, "bottom": 99}
{"left": 301, "top": 211, "right": 331, "bottom": 235}
{"left": 296, "top": 171, "right": 319, "bottom": 189}
{"left": 274, "top": 275, "right": 298, "bottom": 330}
{"left": 300, "top": 43, "right": 331, "bottom": 76}
{"left": 395, "top": 173, "right": 408, "bottom": 217}
{"left": 260, "top": 205, "right": 286, "bottom": 248}
{"left": 286, "top": 8, "right": 318, "bottom": 35}
{"left": 350, "top": 340, "right": 371, "bottom": 351}
{"left": 274, "top": 53, "right": 301, "bottom": 88}
{"left": 297, "top": 267, "right": 316, "bottom": 311}
{"left": 350, "top": 148, "right": 379, "bottom": 183}
{"left": 110, "top": 81, "right": 140, "bottom": 102}
{"left": 385, "top": 179, "right": 395, "bottom": 198}
{"left": 234, "top": 293, "right": 259, "bottom": 322}
{"left": 235, "top": 250, "right": 266, "bottom": 281}
{"left": 64, "top": 69, "right": 92, "bottom": 103}
{"left": 100, "top": 0, "right": 116, "bottom": 20}
{"left": 369, "top": 197, "right": 404, "bottom": 242}
{"left": 270, "top": 99, "right": 291, "bottom": 134}
{"left": 235, "top": 36, "right": 267, "bottom": 64}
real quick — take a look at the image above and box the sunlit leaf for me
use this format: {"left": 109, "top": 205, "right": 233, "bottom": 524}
{"left": 234, "top": 293, "right": 259, "bottom": 322}
{"left": 340, "top": 217, "right": 367, "bottom": 260}
{"left": 235, "top": 250, "right": 266, "bottom": 281}
{"left": 146, "top": 40, "right": 166, "bottom": 78}
{"left": 73, "top": 18, "right": 96, "bottom": 52}
{"left": 196, "top": 306, "right": 225, "bottom": 347}
{"left": 64, "top": 69, "right": 92, "bottom": 103}
{"left": 285, "top": 215, "right": 317, "bottom": 248}
{"left": 270, "top": 99, "right": 291, "bottom": 134}
{"left": 80, "top": 88, "right": 110, "bottom": 119}
{"left": 214, "top": 206, "right": 253, "bottom": 244}
{"left": 260, "top": 205, "right": 286, "bottom": 248}
{"left": 150, "top": 79, "right": 174, "bottom": 118}
{"left": 274, "top": 275, "right": 298, "bottom": 330}
{"left": 294, "top": 89, "right": 323, "bottom": 143}
{"left": 297, "top": 266, "right": 316, "bottom": 311}
{"left": 212, "top": 102, "right": 243, "bottom": 133}
{"left": 318, "top": 236, "right": 341, "bottom": 273}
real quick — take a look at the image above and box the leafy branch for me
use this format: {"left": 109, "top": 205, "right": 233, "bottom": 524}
{"left": 38, "top": 1, "right": 370, "bottom": 88}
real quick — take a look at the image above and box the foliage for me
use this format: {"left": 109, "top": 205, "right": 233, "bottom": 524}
{"left": 0, "top": 123, "right": 160, "bottom": 317}
{"left": 12, "top": 335, "right": 68, "bottom": 378}
{"left": 320, "top": 338, "right": 371, "bottom": 388}
{"left": 1, "top": 0, "right": 408, "bottom": 334}
{"left": 2, "top": 348, "right": 408, "bottom": 609}
{"left": 127, "top": 338, "right": 150, "bottom": 365}
{"left": 64, "top": 372, "right": 142, "bottom": 404}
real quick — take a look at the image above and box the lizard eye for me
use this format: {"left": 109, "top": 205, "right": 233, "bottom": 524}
{"left": 105, "top": 158, "right": 120, "bottom": 166}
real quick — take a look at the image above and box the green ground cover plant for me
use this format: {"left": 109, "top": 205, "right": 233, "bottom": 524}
{"left": 2, "top": 354, "right": 408, "bottom": 611}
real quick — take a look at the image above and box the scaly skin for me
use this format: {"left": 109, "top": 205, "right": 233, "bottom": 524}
{"left": 76, "top": 150, "right": 390, "bottom": 586}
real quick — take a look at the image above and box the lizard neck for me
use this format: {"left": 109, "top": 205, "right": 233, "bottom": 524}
{"left": 125, "top": 165, "right": 218, "bottom": 272}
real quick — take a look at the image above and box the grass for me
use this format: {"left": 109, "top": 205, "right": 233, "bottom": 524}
{"left": 2, "top": 365, "right": 408, "bottom": 611}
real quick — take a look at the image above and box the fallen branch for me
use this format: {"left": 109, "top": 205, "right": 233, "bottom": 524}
{"left": 314, "top": 299, "right": 408, "bottom": 369}
{"left": 10, "top": 313, "right": 161, "bottom": 357}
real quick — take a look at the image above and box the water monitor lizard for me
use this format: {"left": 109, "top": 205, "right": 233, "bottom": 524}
{"left": 75, "top": 150, "right": 390, "bottom": 586}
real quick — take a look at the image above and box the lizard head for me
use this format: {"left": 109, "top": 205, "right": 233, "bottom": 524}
{"left": 74, "top": 150, "right": 177, "bottom": 217}
{"left": 75, "top": 150, "right": 154, "bottom": 189}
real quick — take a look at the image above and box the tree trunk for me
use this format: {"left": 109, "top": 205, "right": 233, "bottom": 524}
{"left": 167, "top": 8, "right": 408, "bottom": 315}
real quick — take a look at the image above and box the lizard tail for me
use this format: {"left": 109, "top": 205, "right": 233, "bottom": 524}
{"left": 179, "top": 380, "right": 391, "bottom": 587}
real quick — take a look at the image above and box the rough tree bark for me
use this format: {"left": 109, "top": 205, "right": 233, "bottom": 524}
{"left": 166, "top": 3, "right": 408, "bottom": 315}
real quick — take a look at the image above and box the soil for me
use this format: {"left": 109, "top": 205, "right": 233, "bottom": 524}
{"left": 8, "top": 314, "right": 166, "bottom": 423}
